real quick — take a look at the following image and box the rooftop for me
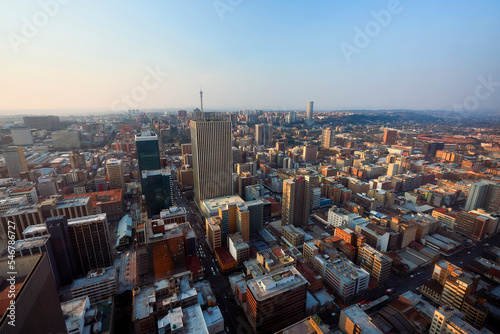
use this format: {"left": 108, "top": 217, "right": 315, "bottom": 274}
{"left": 71, "top": 266, "right": 116, "bottom": 290}
{"left": 182, "top": 304, "right": 209, "bottom": 334}
{"left": 247, "top": 267, "right": 307, "bottom": 301}
{"left": 61, "top": 296, "right": 89, "bottom": 334}
{"left": 133, "top": 285, "right": 155, "bottom": 320}
{"left": 341, "top": 305, "right": 383, "bottom": 334}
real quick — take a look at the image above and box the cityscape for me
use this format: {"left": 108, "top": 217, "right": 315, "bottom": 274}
{"left": 1, "top": 2, "right": 500, "bottom": 334}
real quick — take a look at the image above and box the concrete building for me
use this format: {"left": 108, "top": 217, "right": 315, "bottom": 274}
{"left": 464, "top": 182, "right": 488, "bottom": 211}
{"left": 339, "top": 305, "right": 383, "bottom": 334}
{"left": 321, "top": 258, "right": 369, "bottom": 301}
{"left": 228, "top": 233, "right": 250, "bottom": 265}
{"left": 3, "top": 146, "right": 28, "bottom": 178}
{"left": 455, "top": 211, "right": 491, "bottom": 241}
{"left": 303, "top": 145, "right": 318, "bottom": 163}
{"left": 282, "top": 177, "right": 306, "bottom": 228}
{"left": 52, "top": 131, "right": 81, "bottom": 149}
{"left": 429, "top": 306, "right": 481, "bottom": 334}
{"left": 206, "top": 216, "right": 222, "bottom": 251}
{"left": 322, "top": 128, "right": 335, "bottom": 149}
{"left": 106, "top": 159, "right": 126, "bottom": 190}
{"left": 246, "top": 267, "right": 308, "bottom": 334}
{"left": 355, "top": 223, "right": 390, "bottom": 253}
{"left": 66, "top": 214, "right": 113, "bottom": 276}
{"left": 282, "top": 225, "right": 305, "bottom": 247}
{"left": 23, "top": 115, "right": 60, "bottom": 130}
{"left": 255, "top": 123, "right": 273, "bottom": 146}
{"left": 10, "top": 126, "right": 33, "bottom": 146}
{"left": 0, "top": 254, "right": 67, "bottom": 334}
{"left": 358, "top": 244, "right": 392, "bottom": 283}
{"left": 275, "top": 316, "right": 331, "bottom": 334}
{"left": 327, "top": 207, "right": 359, "bottom": 228}
{"left": 306, "top": 101, "right": 314, "bottom": 124}
{"left": 383, "top": 129, "right": 398, "bottom": 145}
{"left": 190, "top": 114, "right": 233, "bottom": 206}
{"left": 69, "top": 267, "right": 117, "bottom": 303}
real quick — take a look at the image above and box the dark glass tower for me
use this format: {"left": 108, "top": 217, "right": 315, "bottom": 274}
{"left": 141, "top": 170, "right": 173, "bottom": 217}
{"left": 135, "top": 134, "right": 161, "bottom": 172}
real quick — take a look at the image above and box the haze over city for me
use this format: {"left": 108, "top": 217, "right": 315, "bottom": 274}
{"left": 1, "top": 0, "right": 500, "bottom": 113}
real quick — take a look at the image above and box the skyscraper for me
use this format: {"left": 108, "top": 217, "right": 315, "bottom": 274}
{"left": 464, "top": 182, "right": 488, "bottom": 211}
{"left": 383, "top": 129, "right": 398, "bottom": 145}
{"left": 322, "top": 128, "right": 334, "bottom": 149}
{"left": 135, "top": 134, "right": 161, "bottom": 173}
{"left": 255, "top": 123, "right": 273, "bottom": 146}
{"left": 141, "top": 169, "right": 173, "bottom": 217}
{"left": 282, "top": 177, "right": 306, "bottom": 228}
{"left": 3, "top": 146, "right": 28, "bottom": 178}
{"left": 190, "top": 113, "right": 233, "bottom": 206}
{"left": 482, "top": 180, "right": 500, "bottom": 214}
{"left": 106, "top": 159, "right": 125, "bottom": 190}
{"left": 306, "top": 101, "right": 314, "bottom": 124}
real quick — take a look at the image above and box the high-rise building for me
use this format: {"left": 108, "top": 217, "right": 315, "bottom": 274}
{"left": 45, "top": 216, "right": 77, "bottom": 286}
{"left": 306, "top": 101, "right": 314, "bottom": 124}
{"left": 305, "top": 174, "right": 320, "bottom": 224}
{"left": 455, "top": 211, "right": 491, "bottom": 241}
{"left": 483, "top": 180, "right": 500, "bottom": 214}
{"left": 236, "top": 203, "right": 250, "bottom": 242}
{"left": 0, "top": 254, "right": 67, "bottom": 334}
{"left": 255, "top": 124, "right": 273, "bottom": 146}
{"left": 135, "top": 134, "right": 161, "bottom": 173}
{"left": 246, "top": 267, "right": 308, "bottom": 334}
{"left": 302, "top": 145, "right": 318, "bottom": 163}
{"left": 423, "top": 142, "right": 445, "bottom": 157}
{"left": 206, "top": 216, "right": 222, "bottom": 251}
{"left": 429, "top": 306, "right": 481, "bottom": 334}
{"left": 322, "top": 128, "right": 334, "bottom": 149}
{"left": 66, "top": 214, "right": 113, "bottom": 276}
{"left": 106, "top": 159, "right": 125, "bottom": 190}
{"left": 383, "top": 129, "right": 398, "bottom": 145}
{"left": 3, "top": 146, "right": 28, "bottom": 178}
{"left": 190, "top": 114, "right": 233, "bottom": 205}
{"left": 358, "top": 244, "right": 392, "bottom": 283}
{"left": 141, "top": 169, "right": 173, "bottom": 217}
{"left": 10, "top": 126, "right": 33, "bottom": 146}
{"left": 282, "top": 177, "right": 306, "bottom": 228}
{"left": 387, "top": 163, "right": 399, "bottom": 177}
{"left": 464, "top": 182, "right": 488, "bottom": 211}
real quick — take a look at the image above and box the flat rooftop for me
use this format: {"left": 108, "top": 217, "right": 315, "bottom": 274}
{"left": 133, "top": 285, "right": 155, "bottom": 320}
{"left": 201, "top": 195, "right": 244, "bottom": 216}
{"left": 60, "top": 296, "right": 89, "bottom": 334}
{"left": 182, "top": 304, "right": 209, "bottom": 334}
{"left": 342, "top": 305, "right": 383, "bottom": 334}
{"left": 246, "top": 266, "right": 307, "bottom": 302}
{"left": 71, "top": 266, "right": 116, "bottom": 290}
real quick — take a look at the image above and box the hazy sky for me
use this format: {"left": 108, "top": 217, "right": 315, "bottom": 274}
{"left": 1, "top": 1, "right": 499, "bottom": 114}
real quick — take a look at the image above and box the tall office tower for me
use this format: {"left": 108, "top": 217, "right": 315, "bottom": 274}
{"left": 304, "top": 175, "right": 319, "bottom": 225}
{"left": 276, "top": 139, "right": 286, "bottom": 152}
{"left": 285, "top": 111, "right": 297, "bottom": 124}
{"left": 387, "top": 163, "right": 399, "bottom": 177}
{"left": 464, "top": 182, "right": 488, "bottom": 211}
{"left": 0, "top": 254, "right": 67, "bottom": 334}
{"left": 141, "top": 169, "right": 173, "bottom": 217}
{"left": 383, "top": 129, "right": 398, "bottom": 145}
{"left": 178, "top": 109, "right": 187, "bottom": 118}
{"left": 135, "top": 134, "right": 160, "bottom": 173}
{"left": 246, "top": 267, "right": 308, "bottom": 334}
{"left": 302, "top": 145, "right": 318, "bottom": 162}
{"left": 206, "top": 216, "right": 222, "bottom": 251}
{"left": 483, "top": 180, "right": 500, "bottom": 214}
{"left": 106, "top": 159, "right": 125, "bottom": 190}
{"left": 45, "top": 216, "right": 76, "bottom": 286}
{"left": 282, "top": 177, "right": 306, "bottom": 228}
{"left": 67, "top": 214, "right": 112, "bottom": 276}
{"left": 306, "top": 101, "right": 314, "bottom": 124}
{"left": 322, "top": 128, "right": 335, "bottom": 149}
{"left": 255, "top": 123, "right": 273, "bottom": 146}
{"left": 69, "top": 150, "right": 86, "bottom": 169}
{"left": 190, "top": 113, "right": 233, "bottom": 206}
{"left": 441, "top": 271, "right": 477, "bottom": 311}
{"left": 10, "top": 126, "right": 33, "bottom": 146}
{"left": 3, "top": 146, "right": 28, "bottom": 178}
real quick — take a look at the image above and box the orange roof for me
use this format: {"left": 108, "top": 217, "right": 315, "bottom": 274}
{"left": 64, "top": 189, "right": 122, "bottom": 208}
{"left": 11, "top": 187, "right": 34, "bottom": 193}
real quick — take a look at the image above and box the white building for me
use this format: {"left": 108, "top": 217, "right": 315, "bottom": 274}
{"left": 327, "top": 206, "right": 360, "bottom": 228}
{"left": 318, "top": 256, "right": 369, "bottom": 301}
{"left": 10, "top": 126, "right": 33, "bottom": 146}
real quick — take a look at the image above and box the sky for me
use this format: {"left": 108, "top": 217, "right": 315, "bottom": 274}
{"left": 1, "top": 0, "right": 499, "bottom": 114}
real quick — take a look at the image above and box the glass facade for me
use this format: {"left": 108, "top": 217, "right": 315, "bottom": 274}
{"left": 136, "top": 136, "right": 160, "bottom": 172}
{"left": 141, "top": 170, "right": 172, "bottom": 217}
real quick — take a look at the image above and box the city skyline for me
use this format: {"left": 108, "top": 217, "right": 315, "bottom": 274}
{"left": 1, "top": 1, "right": 500, "bottom": 113}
